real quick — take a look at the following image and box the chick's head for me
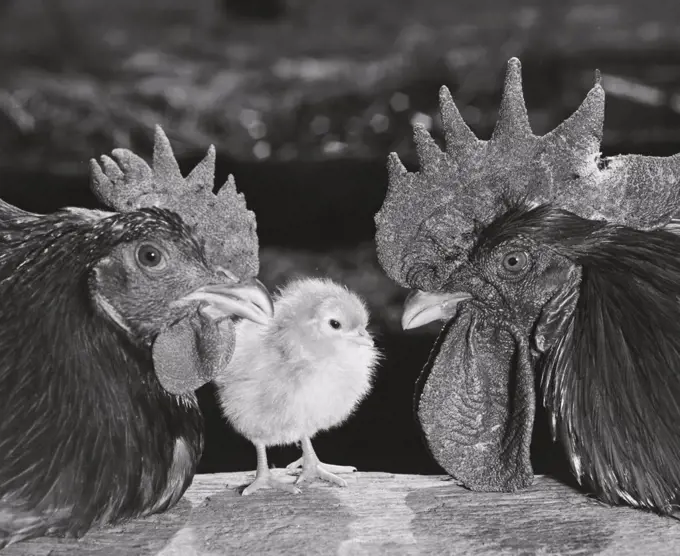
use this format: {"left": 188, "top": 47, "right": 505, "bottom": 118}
{"left": 273, "top": 278, "right": 376, "bottom": 361}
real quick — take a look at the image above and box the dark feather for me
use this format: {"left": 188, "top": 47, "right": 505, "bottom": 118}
{"left": 0, "top": 207, "right": 203, "bottom": 547}
{"left": 0, "top": 199, "right": 38, "bottom": 222}
{"left": 542, "top": 224, "right": 680, "bottom": 514}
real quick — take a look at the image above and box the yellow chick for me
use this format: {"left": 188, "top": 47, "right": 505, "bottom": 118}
{"left": 214, "top": 277, "right": 379, "bottom": 495}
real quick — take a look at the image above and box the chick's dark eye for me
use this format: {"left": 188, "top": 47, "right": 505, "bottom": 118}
{"left": 502, "top": 250, "right": 529, "bottom": 272}
{"left": 137, "top": 244, "right": 163, "bottom": 268}
{"left": 329, "top": 319, "right": 341, "bottom": 330}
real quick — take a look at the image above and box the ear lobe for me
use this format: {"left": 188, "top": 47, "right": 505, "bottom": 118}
{"left": 152, "top": 309, "right": 235, "bottom": 395}
{"left": 416, "top": 305, "right": 535, "bottom": 491}
{"left": 533, "top": 266, "right": 582, "bottom": 354}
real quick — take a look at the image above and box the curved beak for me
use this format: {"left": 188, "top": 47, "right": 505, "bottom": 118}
{"left": 179, "top": 278, "right": 274, "bottom": 325}
{"left": 401, "top": 290, "right": 472, "bottom": 330}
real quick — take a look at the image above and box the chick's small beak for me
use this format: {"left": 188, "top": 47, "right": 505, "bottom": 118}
{"left": 401, "top": 290, "right": 472, "bottom": 330}
{"left": 351, "top": 328, "right": 374, "bottom": 347}
{"left": 180, "top": 278, "right": 274, "bottom": 325}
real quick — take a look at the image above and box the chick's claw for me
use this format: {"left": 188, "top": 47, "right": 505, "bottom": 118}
{"left": 291, "top": 437, "right": 355, "bottom": 488}
{"left": 240, "top": 442, "right": 301, "bottom": 496}
{"left": 296, "top": 464, "right": 348, "bottom": 488}
{"left": 286, "top": 457, "right": 357, "bottom": 475}
{"left": 242, "top": 474, "right": 301, "bottom": 496}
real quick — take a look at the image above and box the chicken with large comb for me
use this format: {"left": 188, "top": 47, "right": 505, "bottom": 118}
{"left": 375, "top": 57, "right": 680, "bottom": 515}
{"left": 0, "top": 127, "right": 272, "bottom": 547}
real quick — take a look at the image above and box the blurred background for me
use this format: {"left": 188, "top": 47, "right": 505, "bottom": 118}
{"left": 0, "top": 0, "right": 679, "bottom": 480}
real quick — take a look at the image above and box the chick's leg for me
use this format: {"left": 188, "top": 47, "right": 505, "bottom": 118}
{"left": 242, "top": 442, "right": 301, "bottom": 496}
{"left": 290, "top": 437, "right": 355, "bottom": 487}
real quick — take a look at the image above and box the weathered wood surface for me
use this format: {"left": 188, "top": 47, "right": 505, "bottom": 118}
{"left": 4, "top": 472, "right": 680, "bottom": 555}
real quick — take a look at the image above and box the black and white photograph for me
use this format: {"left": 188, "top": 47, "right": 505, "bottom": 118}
{"left": 0, "top": 0, "right": 680, "bottom": 554}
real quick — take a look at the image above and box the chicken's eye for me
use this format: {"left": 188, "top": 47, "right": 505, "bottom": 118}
{"left": 329, "top": 319, "right": 342, "bottom": 330}
{"left": 502, "top": 251, "right": 528, "bottom": 272}
{"left": 137, "top": 244, "right": 163, "bottom": 268}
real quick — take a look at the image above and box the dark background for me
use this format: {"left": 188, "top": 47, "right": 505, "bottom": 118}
{"left": 0, "top": 0, "right": 679, "bottom": 481}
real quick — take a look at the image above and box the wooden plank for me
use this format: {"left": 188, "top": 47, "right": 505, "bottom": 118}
{"left": 3, "top": 472, "right": 680, "bottom": 555}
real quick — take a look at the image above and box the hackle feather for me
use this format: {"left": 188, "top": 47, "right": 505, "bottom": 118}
{"left": 542, "top": 226, "right": 680, "bottom": 513}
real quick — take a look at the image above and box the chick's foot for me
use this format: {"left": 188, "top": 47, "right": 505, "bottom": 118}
{"left": 290, "top": 437, "right": 356, "bottom": 488}
{"left": 286, "top": 457, "right": 357, "bottom": 475}
{"left": 242, "top": 473, "right": 301, "bottom": 496}
{"left": 241, "top": 441, "right": 301, "bottom": 496}
{"left": 296, "top": 463, "right": 349, "bottom": 487}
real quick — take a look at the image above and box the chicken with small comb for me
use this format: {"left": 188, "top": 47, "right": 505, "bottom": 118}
{"left": 0, "top": 127, "right": 272, "bottom": 548}
{"left": 215, "top": 278, "right": 379, "bottom": 495}
{"left": 375, "top": 57, "right": 680, "bottom": 516}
